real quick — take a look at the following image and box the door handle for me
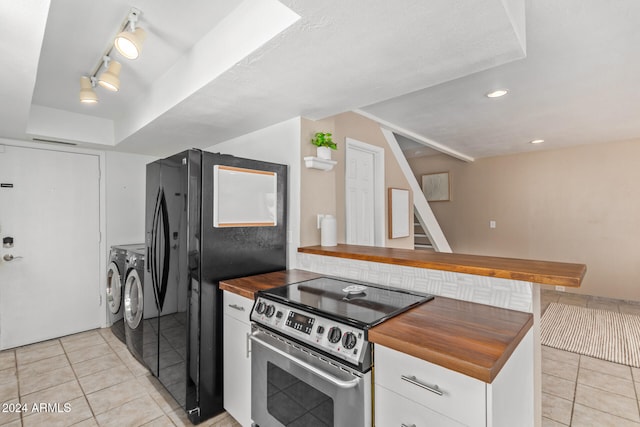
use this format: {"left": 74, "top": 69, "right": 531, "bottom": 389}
{"left": 3, "top": 254, "right": 23, "bottom": 262}
{"left": 250, "top": 331, "right": 361, "bottom": 389}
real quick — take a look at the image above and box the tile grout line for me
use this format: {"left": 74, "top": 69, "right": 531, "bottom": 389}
{"left": 569, "top": 355, "right": 581, "bottom": 426}
{"left": 634, "top": 369, "right": 640, "bottom": 425}
{"left": 60, "top": 336, "right": 98, "bottom": 426}
{"left": 13, "top": 348, "right": 23, "bottom": 427}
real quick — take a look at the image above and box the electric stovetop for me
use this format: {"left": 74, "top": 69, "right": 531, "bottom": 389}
{"left": 259, "top": 276, "right": 433, "bottom": 328}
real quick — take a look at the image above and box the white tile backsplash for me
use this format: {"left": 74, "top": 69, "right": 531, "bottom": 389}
{"left": 296, "top": 252, "right": 533, "bottom": 313}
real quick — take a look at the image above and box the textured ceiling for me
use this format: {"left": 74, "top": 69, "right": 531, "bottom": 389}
{"left": 363, "top": 1, "right": 640, "bottom": 159}
{"left": 2, "top": 1, "right": 638, "bottom": 160}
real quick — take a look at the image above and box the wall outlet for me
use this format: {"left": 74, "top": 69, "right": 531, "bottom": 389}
{"left": 489, "top": 220, "right": 496, "bottom": 229}
{"left": 555, "top": 286, "right": 566, "bottom": 292}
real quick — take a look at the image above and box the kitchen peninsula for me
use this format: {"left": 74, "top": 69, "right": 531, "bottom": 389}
{"left": 219, "top": 269, "right": 535, "bottom": 383}
{"left": 221, "top": 269, "right": 534, "bottom": 426}
{"left": 220, "top": 245, "right": 585, "bottom": 426}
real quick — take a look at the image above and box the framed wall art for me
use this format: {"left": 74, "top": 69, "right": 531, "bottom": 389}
{"left": 422, "top": 172, "right": 450, "bottom": 202}
{"left": 388, "top": 187, "right": 410, "bottom": 239}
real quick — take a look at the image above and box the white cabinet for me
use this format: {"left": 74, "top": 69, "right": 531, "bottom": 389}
{"left": 223, "top": 291, "right": 254, "bottom": 427}
{"left": 375, "top": 345, "right": 485, "bottom": 427}
{"left": 375, "top": 330, "right": 534, "bottom": 427}
{"left": 375, "top": 384, "right": 466, "bottom": 427}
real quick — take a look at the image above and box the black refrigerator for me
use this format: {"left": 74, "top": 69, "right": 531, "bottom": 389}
{"left": 144, "top": 149, "right": 287, "bottom": 424}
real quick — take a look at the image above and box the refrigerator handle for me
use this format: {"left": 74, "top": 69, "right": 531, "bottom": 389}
{"left": 157, "top": 189, "right": 170, "bottom": 310}
{"left": 150, "top": 188, "right": 161, "bottom": 302}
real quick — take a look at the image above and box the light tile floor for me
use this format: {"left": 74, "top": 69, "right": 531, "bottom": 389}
{"left": 3, "top": 291, "right": 639, "bottom": 426}
{"left": 541, "top": 289, "right": 640, "bottom": 426}
{"left": 0, "top": 328, "right": 241, "bottom": 427}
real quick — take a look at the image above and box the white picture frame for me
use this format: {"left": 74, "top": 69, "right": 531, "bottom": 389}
{"left": 213, "top": 165, "right": 277, "bottom": 227}
{"left": 388, "top": 188, "right": 410, "bottom": 239}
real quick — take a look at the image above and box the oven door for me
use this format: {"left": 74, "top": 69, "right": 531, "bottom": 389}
{"left": 250, "top": 327, "right": 371, "bottom": 427}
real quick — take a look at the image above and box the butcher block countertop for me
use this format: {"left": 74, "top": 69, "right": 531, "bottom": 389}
{"left": 219, "top": 269, "right": 533, "bottom": 383}
{"left": 219, "top": 269, "right": 322, "bottom": 299}
{"left": 299, "top": 244, "right": 586, "bottom": 287}
{"left": 368, "top": 297, "right": 532, "bottom": 383}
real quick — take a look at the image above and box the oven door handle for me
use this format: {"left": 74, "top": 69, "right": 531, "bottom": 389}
{"left": 250, "top": 333, "right": 361, "bottom": 390}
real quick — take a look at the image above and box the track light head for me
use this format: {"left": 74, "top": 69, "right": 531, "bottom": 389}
{"left": 80, "top": 8, "right": 145, "bottom": 104}
{"left": 115, "top": 27, "right": 146, "bottom": 59}
{"left": 98, "top": 57, "right": 121, "bottom": 92}
{"left": 79, "top": 76, "right": 98, "bottom": 103}
{"left": 114, "top": 9, "right": 146, "bottom": 59}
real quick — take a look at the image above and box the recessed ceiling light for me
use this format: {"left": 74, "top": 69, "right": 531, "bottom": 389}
{"left": 530, "top": 139, "right": 545, "bottom": 144}
{"left": 486, "top": 89, "right": 508, "bottom": 98}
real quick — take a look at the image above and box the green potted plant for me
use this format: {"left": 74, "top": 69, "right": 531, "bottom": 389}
{"left": 311, "top": 132, "right": 337, "bottom": 160}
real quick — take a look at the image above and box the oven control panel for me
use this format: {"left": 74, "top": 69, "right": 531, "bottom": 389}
{"left": 251, "top": 297, "right": 367, "bottom": 366}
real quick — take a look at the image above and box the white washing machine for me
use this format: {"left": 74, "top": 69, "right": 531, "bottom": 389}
{"left": 123, "top": 245, "right": 146, "bottom": 365}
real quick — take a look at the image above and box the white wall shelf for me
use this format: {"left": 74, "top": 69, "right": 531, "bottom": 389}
{"left": 304, "top": 156, "right": 337, "bottom": 171}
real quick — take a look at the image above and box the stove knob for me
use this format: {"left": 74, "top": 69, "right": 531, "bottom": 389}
{"left": 265, "top": 305, "right": 276, "bottom": 318}
{"left": 276, "top": 311, "right": 283, "bottom": 319}
{"left": 327, "top": 327, "right": 342, "bottom": 344}
{"left": 255, "top": 301, "right": 266, "bottom": 314}
{"left": 316, "top": 326, "right": 325, "bottom": 335}
{"left": 342, "top": 332, "right": 357, "bottom": 349}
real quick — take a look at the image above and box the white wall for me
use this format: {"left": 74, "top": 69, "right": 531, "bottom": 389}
{"left": 104, "top": 151, "right": 157, "bottom": 250}
{"left": 205, "top": 117, "right": 301, "bottom": 268}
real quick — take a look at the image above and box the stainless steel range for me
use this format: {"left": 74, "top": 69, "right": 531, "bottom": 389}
{"left": 249, "top": 277, "right": 433, "bottom": 427}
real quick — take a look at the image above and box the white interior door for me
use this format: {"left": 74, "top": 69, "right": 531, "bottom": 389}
{"left": 345, "top": 138, "right": 385, "bottom": 246}
{"left": 0, "top": 145, "right": 101, "bottom": 349}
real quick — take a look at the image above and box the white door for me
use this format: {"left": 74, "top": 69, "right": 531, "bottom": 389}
{"left": 345, "top": 139, "right": 384, "bottom": 246}
{"left": 0, "top": 145, "right": 101, "bottom": 349}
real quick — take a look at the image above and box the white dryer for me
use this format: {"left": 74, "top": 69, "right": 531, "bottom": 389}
{"left": 123, "top": 245, "right": 146, "bottom": 365}
{"left": 107, "top": 244, "right": 144, "bottom": 344}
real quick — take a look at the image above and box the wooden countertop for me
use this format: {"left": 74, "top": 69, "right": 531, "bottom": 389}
{"left": 368, "top": 297, "right": 533, "bottom": 383}
{"left": 219, "top": 269, "right": 322, "bottom": 299}
{"left": 220, "top": 269, "right": 533, "bottom": 383}
{"left": 299, "top": 244, "right": 586, "bottom": 287}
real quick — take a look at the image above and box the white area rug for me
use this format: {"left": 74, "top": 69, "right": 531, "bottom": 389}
{"left": 541, "top": 302, "right": 640, "bottom": 368}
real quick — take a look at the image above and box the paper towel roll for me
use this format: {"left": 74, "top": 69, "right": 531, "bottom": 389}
{"left": 320, "top": 215, "right": 337, "bottom": 246}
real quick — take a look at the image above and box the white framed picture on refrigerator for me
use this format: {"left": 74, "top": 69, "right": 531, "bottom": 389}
{"left": 213, "top": 165, "right": 277, "bottom": 227}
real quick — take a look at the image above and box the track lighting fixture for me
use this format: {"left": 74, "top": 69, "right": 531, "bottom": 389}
{"left": 114, "top": 9, "right": 146, "bottom": 59}
{"left": 79, "top": 76, "right": 98, "bottom": 104}
{"left": 98, "top": 56, "right": 121, "bottom": 92}
{"left": 79, "top": 8, "right": 145, "bottom": 104}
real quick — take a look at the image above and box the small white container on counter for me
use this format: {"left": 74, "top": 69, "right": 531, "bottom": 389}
{"left": 320, "top": 214, "right": 337, "bottom": 247}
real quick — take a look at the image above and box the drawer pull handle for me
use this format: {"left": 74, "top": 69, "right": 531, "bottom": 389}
{"left": 401, "top": 375, "right": 443, "bottom": 396}
{"left": 401, "top": 424, "right": 416, "bottom": 427}
{"left": 228, "top": 304, "right": 245, "bottom": 311}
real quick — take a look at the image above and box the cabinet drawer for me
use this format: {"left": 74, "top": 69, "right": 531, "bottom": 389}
{"left": 375, "top": 384, "right": 465, "bottom": 427}
{"left": 375, "top": 345, "right": 485, "bottom": 427}
{"left": 223, "top": 291, "right": 253, "bottom": 323}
